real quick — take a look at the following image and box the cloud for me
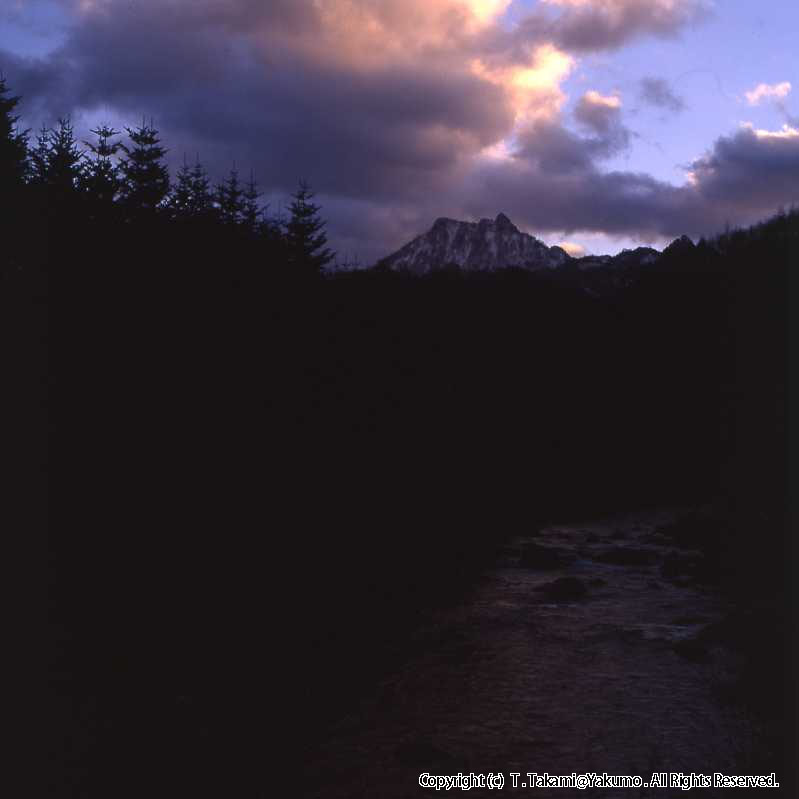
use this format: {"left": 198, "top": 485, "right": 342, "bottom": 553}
{"left": 513, "top": 119, "right": 599, "bottom": 173}
{"left": 506, "top": 0, "right": 712, "bottom": 55}
{"left": 745, "top": 81, "right": 791, "bottom": 106}
{"left": 574, "top": 90, "right": 624, "bottom": 133}
{"left": 2, "top": 0, "right": 709, "bottom": 160}
{"left": 457, "top": 117, "right": 799, "bottom": 247}
{"left": 686, "top": 123, "right": 799, "bottom": 208}
{"left": 572, "top": 90, "right": 631, "bottom": 157}
{"left": 5, "top": 0, "right": 794, "bottom": 263}
{"left": 558, "top": 241, "right": 587, "bottom": 257}
{"left": 467, "top": 138, "right": 709, "bottom": 240}
{"left": 577, "top": 89, "right": 622, "bottom": 115}
{"left": 471, "top": 42, "right": 576, "bottom": 125}
{"left": 3, "top": 1, "right": 518, "bottom": 204}
{"left": 639, "top": 77, "right": 685, "bottom": 112}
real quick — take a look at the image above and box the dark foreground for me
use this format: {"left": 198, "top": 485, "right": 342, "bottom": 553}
{"left": 12, "top": 210, "right": 793, "bottom": 796}
{"left": 304, "top": 512, "right": 779, "bottom": 799}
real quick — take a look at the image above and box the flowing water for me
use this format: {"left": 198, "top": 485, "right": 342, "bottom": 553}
{"left": 302, "top": 512, "right": 759, "bottom": 798}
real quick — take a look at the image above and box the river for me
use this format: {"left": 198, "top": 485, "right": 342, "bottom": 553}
{"left": 302, "top": 511, "right": 760, "bottom": 798}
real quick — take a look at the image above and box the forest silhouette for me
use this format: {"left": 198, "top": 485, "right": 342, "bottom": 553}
{"left": 3, "top": 77, "right": 794, "bottom": 796}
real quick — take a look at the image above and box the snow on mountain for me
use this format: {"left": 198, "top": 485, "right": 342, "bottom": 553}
{"left": 380, "top": 213, "right": 572, "bottom": 274}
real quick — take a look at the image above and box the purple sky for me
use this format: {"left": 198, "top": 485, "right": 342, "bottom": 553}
{"left": 2, "top": 0, "right": 797, "bottom": 262}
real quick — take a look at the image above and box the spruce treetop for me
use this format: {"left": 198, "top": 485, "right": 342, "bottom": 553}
{"left": 286, "top": 180, "right": 334, "bottom": 273}
{"left": 82, "top": 126, "right": 122, "bottom": 206}
{"left": 0, "top": 75, "right": 29, "bottom": 186}
{"left": 119, "top": 121, "right": 170, "bottom": 217}
{"left": 243, "top": 171, "right": 262, "bottom": 234}
{"left": 216, "top": 167, "right": 245, "bottom": 227}
{"left": 29, "top": 117, "right": 84, "bottom": 193}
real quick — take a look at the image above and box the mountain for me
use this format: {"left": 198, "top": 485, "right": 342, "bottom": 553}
{"left": 553, "top": 246, "right": 661, "bottom": 297}
{"left": 376, "top": 214, "right": 704, "bottom": 296}
{"left": 379, "top": 213, "right": 572, "bottom": 273}
{"left": 574, "top": 247, "right": 659, "bottom": 271}
{"left": 379, "top": 212, "right": 665, "bottom": 277}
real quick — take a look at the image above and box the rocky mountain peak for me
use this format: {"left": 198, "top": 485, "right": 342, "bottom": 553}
{"left": 494, "top": 212, "right": 516, "bottom": 230}
{"left": 378, "top": 214, "right": 668, "bottom": 294}
{"left": 380, "top": 213, "right": 569, "bottom": 274}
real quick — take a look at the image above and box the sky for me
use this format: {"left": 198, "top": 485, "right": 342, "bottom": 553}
{"left": 1, "top": 0, "right": 798, "bottom": 262}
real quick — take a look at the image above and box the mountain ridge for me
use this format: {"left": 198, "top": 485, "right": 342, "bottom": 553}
{"left": 379, "top": 213, "right": 572, "bottom": 274}
{"left": 378, "top": 213, "right": 677, "bottom": 277}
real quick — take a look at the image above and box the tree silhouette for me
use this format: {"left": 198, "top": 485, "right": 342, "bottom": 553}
{"left": 28, "top": 124, "right": 51, "bottom": 186}
{"left": 286, "top": 180, "right": 334, "bottom": 274}
{"left": 216, "top": 167, "right": 245, "bottom": 227}
{"left": 170, "top": 156, "right": 197, "bottom": 222}
{"left": 170, "top": 155, "right": 215, "bottom": 223}
{"left": 28, "top": 118, "right": 84, "bottom": 195}
{"left": 49, "top": 118, "right": 85, "bottom": 194}
{"left": 0, "top": 76, "right": 29, "bottom": 262}
{"left": 242, "top": 171, "right": 262, "bottom": 235}
{"left": 119, "top": 121, "right": 170, "bottom": 221}
{"left": 82, "top": 126, "right": 122, "bottom": 220}
{"left": 0, "top": 75, "right": 28, "bottom": 187}
{"left": 190, "top": 159, "right": 214, "bottom": 221}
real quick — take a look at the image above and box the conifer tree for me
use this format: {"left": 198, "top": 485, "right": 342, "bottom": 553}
{"left": 82, "top": 125, "right": 122, "bottom": 208}
{"left": 28, "top": 124, "right": 51, "bottom": 186}
{"left": 47, "top": 118, "right": 85, "bottom": 194}
{"left": 0, "top": 77, "right": 29, "bottom": 262}
{"left": 242, "top": 171, "right": 261, "bottom": 235}
{"left": 216, "top": 167, "right": 245, "bottom": 227}
{"left": 170, "top": 155, "right": 215, "bottom": 227}
{"left": 0, "top": 76, "right": 28, "bottom": 188}
{"left": 286, "top": 180, "right": 334, "bottom": 273}
{"left": 260, "top": 205, "right": 286, "bottom": 257}
{"left": 28, "top": 118, "right": 84, "bottom": 194}
{"left": 119, "top": 121, "right": 170, "bottom": 220}
{"left": 170, "top": 156, "right": 195, "bottom": 221}
{"left": 190, "top": 158, "right": 214, "bottom": 220}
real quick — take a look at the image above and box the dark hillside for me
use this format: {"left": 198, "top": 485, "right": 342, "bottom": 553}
{"left": 36, "top": 209, "right": 794, "bottom": 795}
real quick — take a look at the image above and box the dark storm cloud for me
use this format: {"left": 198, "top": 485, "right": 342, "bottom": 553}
{"left": 362, "top": 118, "right": 799, "bottom": 258}
{"left": 483, "top": 0, "right": 711, "bottom": 66}
{"left": 463, "top": 117, "right": 799, "bottom": 242}
{"left": 470, "top": 160, "right": 714, "bottom": 239}
{"left": 466, "top": 123, "right": 708, "bottom": 239}
{"left": 639, "top": 77, "right": 686, "bottom": 113}
{"left": 688, "top": 124, "right": 799, "bottom": 210}
{"left": 514, "top": 121, "right": 596, "bottom": 174}
{"left": 2, "top": 2, "right": 513, "bottom": 204}
{"left": 512, "top": 114, "right": 629, "bottom": 177}
{"left": 547, "top": 0, "right": 712, "bottom": 53}
{"left": 1, "top": 1, "right": 709, "bottom": 171}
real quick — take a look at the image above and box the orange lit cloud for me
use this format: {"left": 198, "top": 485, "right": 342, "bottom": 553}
{"left": 742, "top": 122, "right": 799, "bottom": 140}
{"left": 745, "top": 81, "right": 791, "bottom": 106}
{"left": 581, "top": 90, "right": 621, "bottom": 109}
{"left": 472, "top": 44, "right": 575, "bottom": 123}
{"left": 558, "top": 241, "right": 587, "bottom": 256}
